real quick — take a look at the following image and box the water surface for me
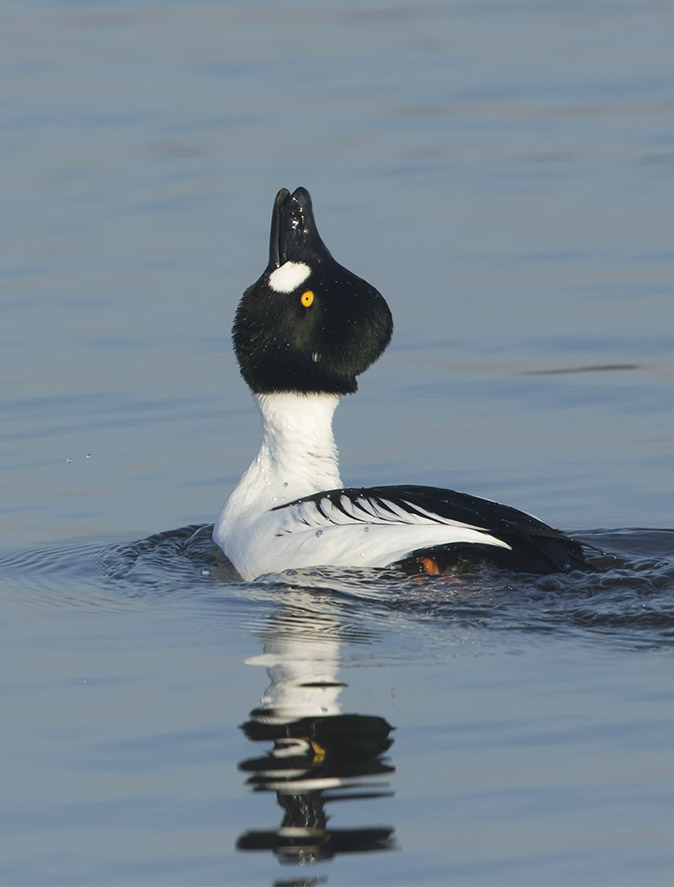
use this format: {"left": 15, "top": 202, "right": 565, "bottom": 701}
{"left": 2, "top": 1, "right": 674, "bottom": 884}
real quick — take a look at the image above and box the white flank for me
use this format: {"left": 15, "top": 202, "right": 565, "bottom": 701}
{"left": 268, "top": 261, "right": 311, "bottom": 293}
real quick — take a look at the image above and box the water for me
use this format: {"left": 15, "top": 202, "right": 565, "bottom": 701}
{"left": 2, "top": 1, "right": 674, "bottom": 884}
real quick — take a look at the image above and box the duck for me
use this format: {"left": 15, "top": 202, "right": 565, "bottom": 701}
{"left": 213, "top": 186, "right": 589, "bottom": 581}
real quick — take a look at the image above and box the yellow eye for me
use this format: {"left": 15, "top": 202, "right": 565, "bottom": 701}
{"left": 300, "top": 290, "right": 314, "bottom": 308}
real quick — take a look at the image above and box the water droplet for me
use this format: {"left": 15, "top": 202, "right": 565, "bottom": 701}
{"left": 363, "top": 526, "right": 369, "bottom": 533}
{"left": 85, "top": 453, "right": 91, "bottom": 459}
{"left": 283, "top": 482, "right": 288, "bottom": 488}
{"left": 66, "top": 458, "right": 72, "bottom": 464}
{"left": 315, "top": 529, "right": 323, "bottom": 538}
{"left": 82, "top": 679, "right": 88, "bottom": 685}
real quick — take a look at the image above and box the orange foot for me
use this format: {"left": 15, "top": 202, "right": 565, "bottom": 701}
{"left": 420, "top": 556, "right": 440, "bottom": 575}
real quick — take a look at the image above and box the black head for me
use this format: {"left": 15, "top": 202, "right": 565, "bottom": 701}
{"left": 233, "top": 187, "right": 393, "bottom": 395}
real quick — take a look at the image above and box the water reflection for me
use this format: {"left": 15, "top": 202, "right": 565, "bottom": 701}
{"left": 236, "top": 590, "right": 396, "bottom": 867}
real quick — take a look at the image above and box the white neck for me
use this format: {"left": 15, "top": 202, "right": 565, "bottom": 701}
{"left": 221, "top": 392, "right": 343, "bottom": 526}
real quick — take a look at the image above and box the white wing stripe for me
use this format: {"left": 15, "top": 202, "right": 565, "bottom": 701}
{"left": 282, "top": 493, "right": 494, "bottom": 536}
{"left": 393, "top": 499, "right": 487, "bottom": 532}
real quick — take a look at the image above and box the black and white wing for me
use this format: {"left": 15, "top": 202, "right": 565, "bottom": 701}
{"left": 271, "top": 484, "right": 588, "bottom": 574}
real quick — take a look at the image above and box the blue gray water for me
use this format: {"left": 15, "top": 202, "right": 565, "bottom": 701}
{"left": 2, "top": 1, "right": 674, "bottom": 884}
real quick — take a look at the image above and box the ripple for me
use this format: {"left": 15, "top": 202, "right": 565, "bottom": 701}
{"left": 0, "top": 527, "right": 672, "bottom": 649}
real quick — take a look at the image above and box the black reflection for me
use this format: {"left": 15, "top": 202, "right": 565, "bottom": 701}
{"left": 236, "top": 592, "right": 396, "bottom": 866}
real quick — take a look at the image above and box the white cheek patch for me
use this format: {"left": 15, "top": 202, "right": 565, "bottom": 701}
{"left": 269, "top": 261, "right": 311, "bottom": 294}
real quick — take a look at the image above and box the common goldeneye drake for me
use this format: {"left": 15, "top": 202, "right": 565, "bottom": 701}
{"left": 214, "top": 187, "right": 588, "bottom": 581}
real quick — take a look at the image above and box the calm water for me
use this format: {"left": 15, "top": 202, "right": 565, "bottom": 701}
{"left": 2, "top": 1, "right": 674, "bottom": 884}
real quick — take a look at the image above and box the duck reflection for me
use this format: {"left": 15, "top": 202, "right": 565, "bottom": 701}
{"left": 236, "top": 589, "right": 396, "bottom": 866}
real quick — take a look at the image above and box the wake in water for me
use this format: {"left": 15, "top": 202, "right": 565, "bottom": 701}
{"left": 1, "top": 525, "right": 673, "bottom": 649}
